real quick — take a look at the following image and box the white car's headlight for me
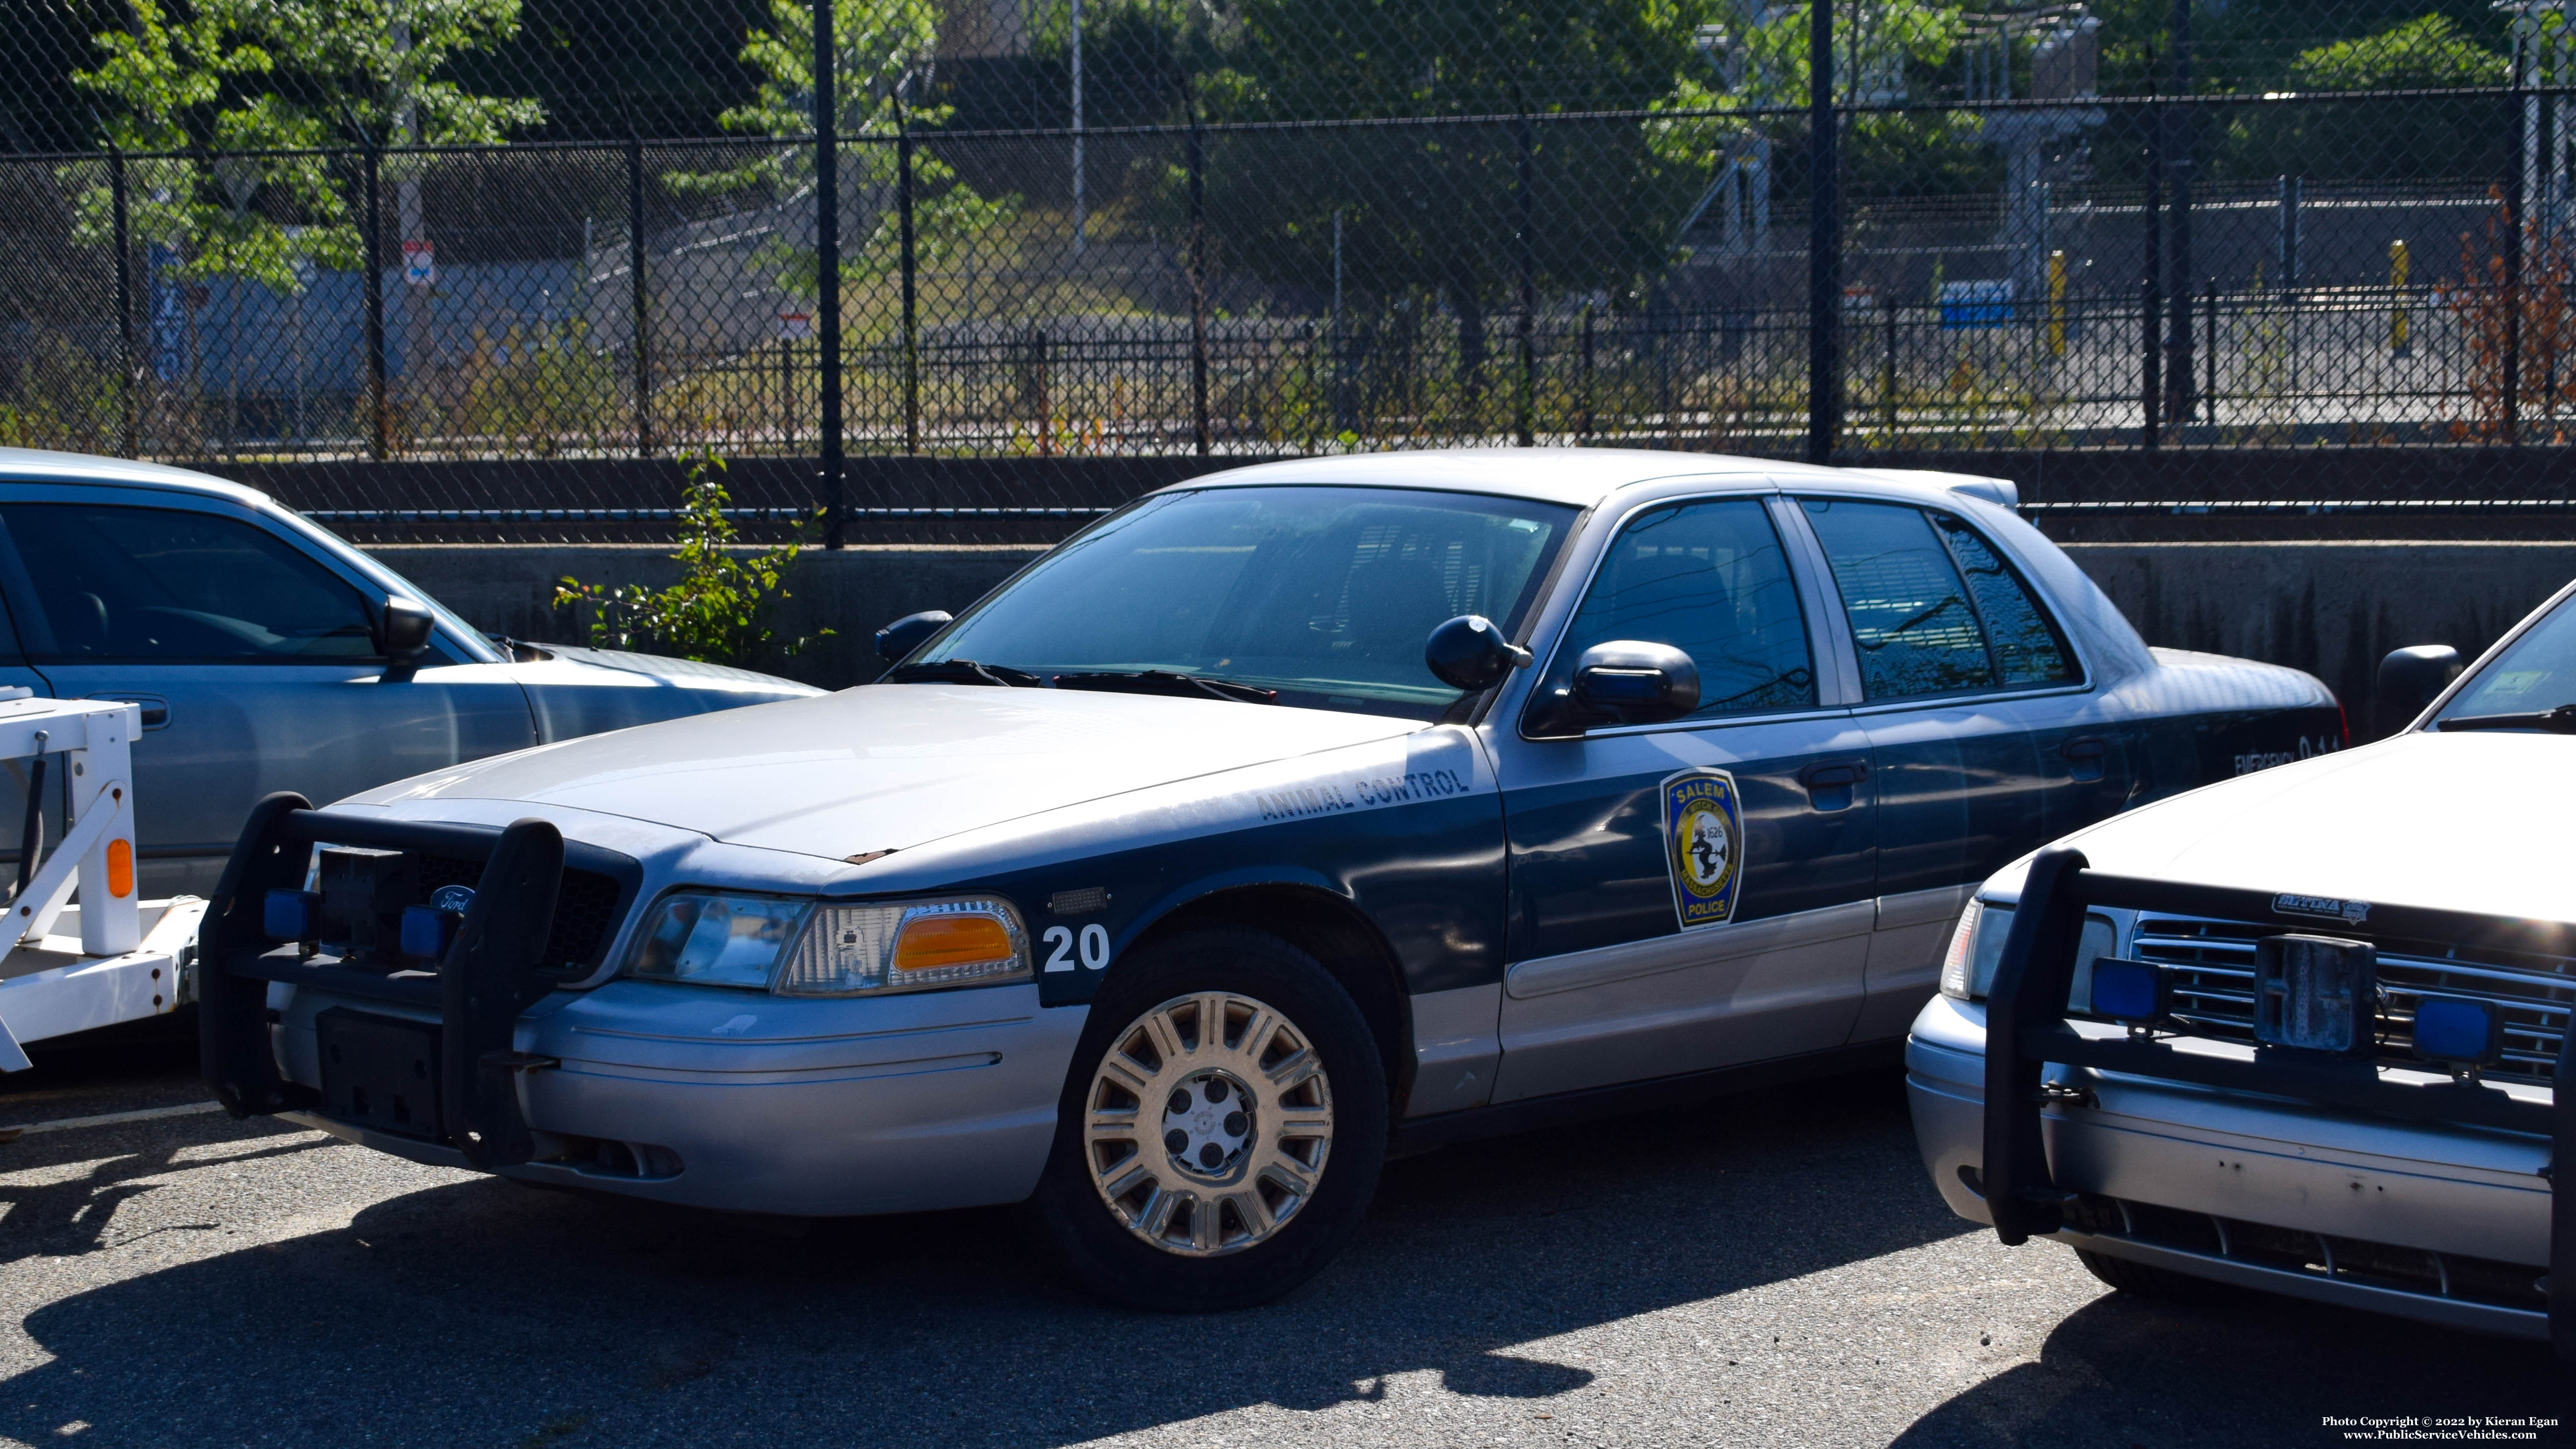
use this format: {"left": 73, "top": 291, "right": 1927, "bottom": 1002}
{"left": 623, "top": 891, "right": 1029, "bottom": 996}
{"left": 1937, "top": 900, "right": 2116, "bottom": 1004}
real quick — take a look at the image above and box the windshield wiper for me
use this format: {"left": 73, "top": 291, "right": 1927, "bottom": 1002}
{"left": 1050, "top": 670, "right": 1279, "bottom": 705}
{"left": 884, "top": 659, "right": 1044, "bottom": 687}
{"left": 2436, "top": 702, "right": 2576, "bottom": 733}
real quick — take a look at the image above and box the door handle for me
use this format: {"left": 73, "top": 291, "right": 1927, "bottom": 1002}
{"left": 1799, "top": 759, "right": 1870, "bottom": 789}
{"left": 2061, "top": 735, "right": 2108, "bottom": 781}
{"left": 84, "top": 693, "right": 170, "bottom": 731}
{"left": 1799, "top": 758, "right": 1870, "bottom": 809}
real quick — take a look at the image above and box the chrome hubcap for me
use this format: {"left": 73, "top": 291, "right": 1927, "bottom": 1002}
{"left": 1084, "top": 991, "right": 1334, "bottom": 1257}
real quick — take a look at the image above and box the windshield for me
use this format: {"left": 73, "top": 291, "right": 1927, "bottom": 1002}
{"left": 2435, "top": 597, "right": 2576, "bottom": 728}
{"left": 917, "top": 485, "right": 1577, "bottom": 718}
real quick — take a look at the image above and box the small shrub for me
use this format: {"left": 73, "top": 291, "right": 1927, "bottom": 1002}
{"left": 553, "top": 450, "right": 830, "bottom": 668}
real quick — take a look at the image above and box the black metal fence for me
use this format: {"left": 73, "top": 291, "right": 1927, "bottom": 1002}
{"left": 7, "top": 4, "right": 2576, "bottom": 540}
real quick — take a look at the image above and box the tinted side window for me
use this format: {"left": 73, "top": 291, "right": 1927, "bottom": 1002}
{"left": 1801, "top": 499, "right": 1995, "bottom": 699}
{"left": 0, "top": 504, "right": 379, "bottom": 663}
{"left": 1554, "top": 498, "right": 1815, "bottom": 719}
{"left": 1932, "top": 514, "right": 2075, "bottom": 686}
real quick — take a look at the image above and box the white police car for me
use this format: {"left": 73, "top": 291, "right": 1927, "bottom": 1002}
{"left": 1910, "top": 577, "right": 2576, "bottom": 1351}
{"left": 199, "top": 449, "right": 2337, "bottom": 1309}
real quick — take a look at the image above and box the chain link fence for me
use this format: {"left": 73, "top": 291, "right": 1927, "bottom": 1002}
{"left": 2, "top": 2, "right": 2573, "bottom": 540}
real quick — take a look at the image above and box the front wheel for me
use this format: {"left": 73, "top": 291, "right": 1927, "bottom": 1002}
{"left": 1031, "top": 926, "right": 1387, "bottom": 1311}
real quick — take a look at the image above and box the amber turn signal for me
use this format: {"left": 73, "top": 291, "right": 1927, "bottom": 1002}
{"left": 894, "top": 912, "right": 1015, "bottom": 972}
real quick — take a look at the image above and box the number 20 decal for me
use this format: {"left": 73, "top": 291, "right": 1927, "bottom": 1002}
{"left": 1041, "top": 924, "right": 1114, "bottom": 972}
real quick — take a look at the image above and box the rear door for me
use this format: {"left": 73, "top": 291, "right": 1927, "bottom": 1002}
{"left": 1787, "top": 496, "right": 2132, "bottom": 1041}
{"left": 1487, "top": 492, "right": 1879, "bottom": 1102}
{"left": 0, "top": 495, "right": 534, "bottom": 896}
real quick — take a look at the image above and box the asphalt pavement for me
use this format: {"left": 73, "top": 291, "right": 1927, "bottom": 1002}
{"left": 0, "top": 1041, "right": 2569, "bottom": 1449}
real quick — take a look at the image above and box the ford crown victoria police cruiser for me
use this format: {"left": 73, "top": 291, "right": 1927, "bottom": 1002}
{"left": 199, "top": 448, "right": 2340, "bottom": 1309}
{"left": 1910, "top": 577, "right": 2576, "bottom": 1351}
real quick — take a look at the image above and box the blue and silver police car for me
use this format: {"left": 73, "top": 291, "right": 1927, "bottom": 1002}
{"left": 198, "top": 448, "right": 2338, "bottom": 1310}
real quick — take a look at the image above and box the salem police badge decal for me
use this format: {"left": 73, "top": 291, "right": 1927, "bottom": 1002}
{"left": 1662, "top": 768, "right": 1743, "bottom": 928}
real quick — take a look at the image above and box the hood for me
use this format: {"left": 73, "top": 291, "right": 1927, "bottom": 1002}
{"left": 350, "top": 683, "right": 1421, "bottom": 860}
{"left": 531, "top": 643, "right": 815, "bottom": 692}
{"left": 2060, "top": 730, "right": 2568, "bottom": 923}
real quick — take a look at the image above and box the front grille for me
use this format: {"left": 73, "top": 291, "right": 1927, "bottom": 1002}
{"left": 412, "top": 853, "right": 626, "bottom": 973}
{"left": 2132, "top": 915, "right": 2576, "bottom": 1087}
{"left": 2067, "top": 1193, "right": 2544, "bottom": 1312}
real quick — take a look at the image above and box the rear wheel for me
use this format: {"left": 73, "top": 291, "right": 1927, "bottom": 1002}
{"left": 1031, "top": 926, "right": 1387, "bottom": 1312}
{"left": 2075, "top": 1247, "right": 2240, "bottom": 1303}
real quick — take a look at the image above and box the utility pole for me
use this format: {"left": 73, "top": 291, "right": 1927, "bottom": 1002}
{"left": 392, "top": 18, "right": 426, "bottom": 437}
{"left": 815, "top": 0, "right": 845, "bottom": 547}
{"left": 1071, "top": 0, "right": 1085, "bottom": 255}
{"left": 2162, "top": 0, "right": 2195, "bottom": 427}
{"left": 1806, "top": 0, "right": 1841, "bottom": 463}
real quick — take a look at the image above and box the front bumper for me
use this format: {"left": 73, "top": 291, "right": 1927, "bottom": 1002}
{"left": 1909, "top": 993, "right": 2553, "bottom": 1340}
{"left": 278, "top": 979, "right": 1085, "bottom": 1216}
{"left": 201, "top": 801, "right": 1085, "bottom": 1218}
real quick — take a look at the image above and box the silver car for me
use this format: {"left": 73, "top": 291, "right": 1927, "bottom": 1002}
{"left": 1910, "top": 577, "right": 2576, "bottom": 1350}
{"left": 0, "top": 449, "right": 818, "bottom": 896}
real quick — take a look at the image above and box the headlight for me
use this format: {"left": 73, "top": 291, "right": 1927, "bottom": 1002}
{"left": 1937, "top": 900, "right": 2116, "bottom": 1004}
{"left": 623, "top": 890, "right": 1029, "bottom": 996}
{"left": 626, "top": 892, "right": 812, "bottom": 989}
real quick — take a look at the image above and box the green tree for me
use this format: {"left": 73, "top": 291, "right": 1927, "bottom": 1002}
{"left": 2214, "top": 14, "right": 2510, "bottom": 185}
{"left": 680, "top": 0, "right": 1011, "bottom": 314}
{"left": 1194, "top": 0, "right": 1714, "bottom": 405}
{"left": 68, "top": 0, "right": 541, "bottom": 291}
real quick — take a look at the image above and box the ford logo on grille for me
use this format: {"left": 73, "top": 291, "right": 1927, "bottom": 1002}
{"left": 430, "top": 884, "right": 477, "bottom": 914}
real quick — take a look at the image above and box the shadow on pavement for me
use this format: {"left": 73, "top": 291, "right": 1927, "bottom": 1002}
{"left": 1892, "top": 1274, "right": 2576, "bottom": 1448}
{"left": 0, "top": 1069, "right": 1970, "bottom": 1447}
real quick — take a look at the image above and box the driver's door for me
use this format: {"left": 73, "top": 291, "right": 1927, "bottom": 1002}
{"left": 1485, "top": 494, "right": 1879, "bottom": 1102}
{"left": 0, "top": 496, "right": 533, "bottom": 896}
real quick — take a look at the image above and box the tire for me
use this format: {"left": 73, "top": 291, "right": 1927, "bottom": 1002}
{"left": 1031, "top": 925, "right": 1388, "bottom": 1312}
{"left": 2075, "top": 1247, "right": 2241, "bottom": 1304}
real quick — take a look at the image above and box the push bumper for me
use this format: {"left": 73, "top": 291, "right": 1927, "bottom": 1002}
{"left": 1930, "top": 848, "right": 2575, "bottom": 1349}
{"left": 203, "top": 799, "right": 1084, "bottom": 1217}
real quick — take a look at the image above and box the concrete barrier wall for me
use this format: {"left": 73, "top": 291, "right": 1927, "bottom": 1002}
{"left": 2062, "top": 542, "right": 2576, "bottom": 736}
{"left": 365, "top": 538, "right": 2576, "bottom": 731}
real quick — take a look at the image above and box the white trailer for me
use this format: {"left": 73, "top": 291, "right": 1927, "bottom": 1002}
{"left": 0, "top": 690, "right": 205, "bottom": 1071}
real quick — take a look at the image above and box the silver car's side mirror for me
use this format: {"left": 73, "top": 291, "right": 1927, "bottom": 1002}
{"left": 379, "top": 597, "right": 434, "bottom": 680}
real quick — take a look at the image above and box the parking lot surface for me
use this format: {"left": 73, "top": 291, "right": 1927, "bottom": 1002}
{"left": 0, "top": 1042, "right": 2569, "bottom": 1449}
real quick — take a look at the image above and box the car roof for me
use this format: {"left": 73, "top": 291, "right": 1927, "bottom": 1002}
{"left": 0, "top": 448, "right": 273, "bottom": 509}
{"left": 1149, "top": 447, "right": 2015, "bottom": 510}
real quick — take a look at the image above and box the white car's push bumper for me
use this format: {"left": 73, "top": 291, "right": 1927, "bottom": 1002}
{"left": 1915, "top": 849, "right": 2568, "bottom": 1346}
{"left": 1911, "top": 994, "right": 2552, "bottom": 1339}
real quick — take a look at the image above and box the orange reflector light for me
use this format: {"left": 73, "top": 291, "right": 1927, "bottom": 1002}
{"left": 893, "top": 912, "right": 1013, "bottom": 973}
{"left": 106, "top": 838, "right": 133, "bottom": 899}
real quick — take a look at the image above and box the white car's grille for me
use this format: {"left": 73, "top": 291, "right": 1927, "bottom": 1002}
{"left": 2131, "top": 915, "right": 2576, "bottom": 1087}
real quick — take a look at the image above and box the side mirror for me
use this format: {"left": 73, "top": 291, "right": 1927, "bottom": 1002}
{"left": 379, "top": 597, "right": 434, "bottom": 676}
{"left": 2375, "top": 643, "right": 2462, "bottom": 734}
{"left": 1424, "top": 614, "right": 1532, "bottom": 692}
{"left": 1573, "top": 640, "right": 1700, "bottom": 725}
{"left": 875, "top": 610, "right": 953, "bottom": 664}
